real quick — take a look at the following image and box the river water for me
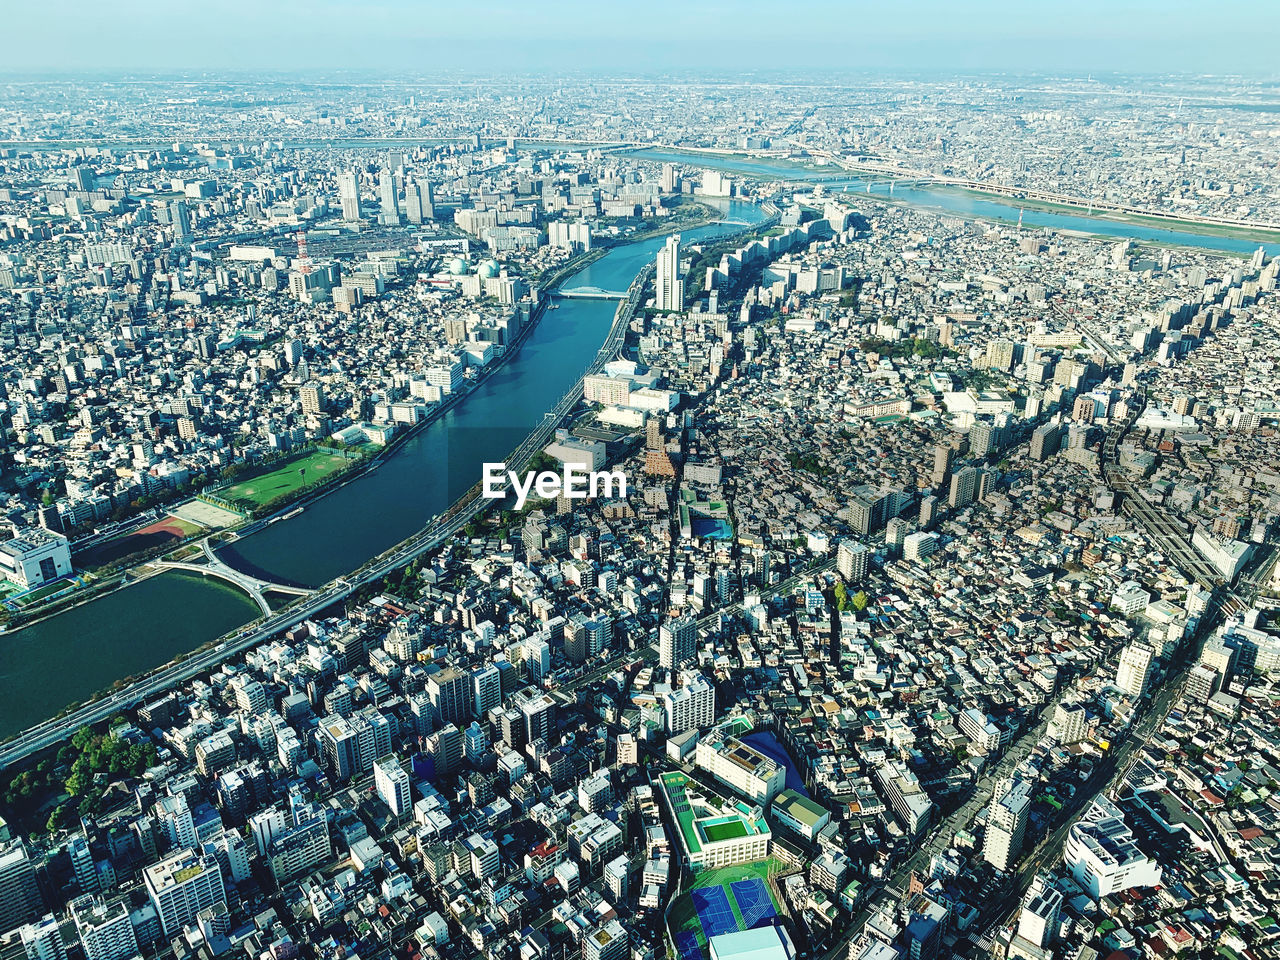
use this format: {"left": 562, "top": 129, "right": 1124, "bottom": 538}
{"left": 629, "top": 148, "right": 1280, "bottom": 258}
{"left": 5, "top": 156, "right": 1274, "bottom": 736}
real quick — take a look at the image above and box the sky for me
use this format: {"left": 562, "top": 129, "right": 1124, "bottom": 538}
{"left": 3, "top": 0, "right": 1278, "bottom": 77}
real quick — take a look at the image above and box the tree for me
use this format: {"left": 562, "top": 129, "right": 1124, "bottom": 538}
{"left": 851, "top": 590, "right": 869, "bottom": 612}
{"left": 834, "top": 582, "right": 850, "bottom": 611}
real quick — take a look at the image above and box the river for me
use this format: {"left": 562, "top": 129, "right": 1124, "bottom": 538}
{"left": 628, "top": 148, "right": 1280, "bottom": 257}
{"left": 0, "top": 199, "right": 764, "bottom": 735}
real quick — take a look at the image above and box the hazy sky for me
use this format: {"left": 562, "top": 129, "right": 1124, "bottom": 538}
{"left": 5, "top": 0, "right": 1277, "bottom": 77}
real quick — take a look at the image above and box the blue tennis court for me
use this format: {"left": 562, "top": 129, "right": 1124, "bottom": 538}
{"left": 731, "top": 878, "right": 776, "bottom": 928}
{"left": 692, "top": 886, "right": 738, "bottom": 938}
{"left": 676, "top": 931, "right": 701, "bottom": 960}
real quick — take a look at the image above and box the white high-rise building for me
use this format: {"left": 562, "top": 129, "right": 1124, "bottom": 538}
{"left": 156, "top": 793, "right": 197, "bottom": 850}
{"left": 837, "top": 540, "right": 869, "bottom": 581}
{"left": 471, "top": 664, "right": 503, "bottom": 718}
{"left": 659, "top": 615, "right": 697, "bottom": 669}
{"left": 1115, "top": 641, "right": 1154, "bottom": 699}
{"left": 983, "top": 779, "right": 1031, "bottom": 871}
{"left": 144, "top": 849, "right": 226, "bottom": 936}
{"left": 338, "top": 171, "right": 361, "bottom": 221}
{"left": 663, "top": 672, "right": 716, "bottom": 733}
{"left": 378, "top": 170, "right": 400, "bottom": 225}
{"left": 19, "top": 915, "right": 65, "bottom": 960}
{"left": 1016, "top": 876, "right": 1063, "bottom": 948}
{"left": 374, "top": 757, "right": 412, "bottom": 818}
{"left": 70, "top": 897, "right": 139, "bottom": 960}
{"left": 655, "top": 234, "right": 684, "bottom": 312}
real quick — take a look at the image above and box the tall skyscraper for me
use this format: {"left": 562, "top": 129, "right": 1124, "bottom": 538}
{"left": 471, "top": 663, "right": 503, "bottom": 718}
{"left": 930, "top": 444, "right": 952, "bottom": 486}
{"left": 338, "top": 171, "right": 362, "bottom": 221}
{"left": 405, "top": 180, "right": 424, "bottom": 223}
{"left": 1115, "top": 641, "right": 1155, "bottom": 699}
{"left": 427, "top": 667, "right": 470, "bottom": 727}
{"left": 378, "top": 170, "right": 400, "bottom": 225}
{"left": 663, "top": 671, "right": 715, "bottom": 733}
{"left": 655, "top": 234, "right": 684, "bottom": 312}
{"left": 948, "top": 465, "right": 987, "bottom": 509}
{"left": 0, "top": 838, "right": 42, "bottom": 932}
{"left": 659, "top": 615, "right": 697, "bottom": 668}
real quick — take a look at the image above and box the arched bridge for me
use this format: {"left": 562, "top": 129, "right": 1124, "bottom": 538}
{"left": 554, "top": 286, "right": 629, "bottom": 300}
{"left": 152, "top": 539, "right": 311, "bottom": 614}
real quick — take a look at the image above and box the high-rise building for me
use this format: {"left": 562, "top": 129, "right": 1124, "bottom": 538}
{"left": 378, "top": 170, "right": 400, "bottom": 225}
{"left": 1029, "top": 421, "right": 1063, "bottom": 461}
{"left": 155, "top": 793, "right": 197, "bottom": 851}
{"left": 983, "top": 779, "right": 1031, "bottom": 872}
{"left": 374, "top": 757, "right": 412, "bottom": 818}
{"left": 659, "top": 615, "right": 697, "bottom": 669}
{"left": 70, "top": 897, "right": 139, "bottom": 960}
{"left": 1015, "top": 876, "right": 1063, "bottom": 949}
{"left": 19, "top": 915, "right": 65, "bottom": 960}
{"left": 428, "top": 667, "right": 470, "bottom": 727}
{"left": 837, "top": 539, "right": 869, "bottom": 582}
{"left": 318, "top": 715, "right": 361, "bottom": 780}
{"left": 471, "top": 664, "right": 503, "bottom": 718}
{"left": 0, "top": 837, "right": 42, "bottom": 935}
{"left": 663, "top": 671, "right": 715, "bottom": 733}
{"left": 655, "top": 234, "right": 684, "bottom": 312}
{"left": 515, "top": 688, "right": 556, "bottom": 744}
{"left": 144, "top": 849, "right": 226, "bottom": 936}
{"left": 1048, "top": 701, "right": 1087, "bottom": 744}
{"left": 918, "top": 494, "right": 938, "bottom": 530}
{"left": 68, "top": 832, "right": 99, "bottom": 895}
{"left": 405, "top": 180, "right": 424, "bottom": 223}
{"left": 1115, "top": 641, "right": 1155, "bottom": 699}
{"left": 930, "top": 444, "right": 952, "bottom": 486}
{"left": 948, "top": 465, "right": 985, "bottom": 509}
{"left": 338, "top": 171, "right": 362, "bottom": 220}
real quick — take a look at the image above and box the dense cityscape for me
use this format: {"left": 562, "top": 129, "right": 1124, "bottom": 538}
{"left": 1, "top": 43, "right": 1279, "bottom": 960}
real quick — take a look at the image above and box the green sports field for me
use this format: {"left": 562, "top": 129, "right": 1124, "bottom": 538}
{"left": 701, "top": 818, "right": 750, "bottom": 842}
{"left": 223, "top": 451, "right": 353, "bottom": 508}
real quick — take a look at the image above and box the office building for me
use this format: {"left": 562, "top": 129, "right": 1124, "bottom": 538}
{"left": 875, "top": 760, "right": 933, "bottom": 837}
{"left": 338, "top": 171, "right": 361, "bottom": 220}
{"left": 19, "top": 915, "right": 65, "bottom": 960}
{"left": 471, "top": 664, "right": 502, "bottom": 718}
{"left": 378, "top": 170, "right": 400, "bottom": 225}
{"left": 428, "top": 667, "right": 470, "bottom": 727}
{"left": 0, "top": 529, "right": 73, "bottom": 590}
{"left": 0, "top": 839, "right": 43, "bottom": 931}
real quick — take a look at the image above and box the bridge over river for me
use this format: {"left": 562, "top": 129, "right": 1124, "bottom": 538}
{"left": 151, "top": 539, "right": 311, "bottom": 614}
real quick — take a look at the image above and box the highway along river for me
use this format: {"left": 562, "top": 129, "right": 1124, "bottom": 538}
{"left": 0, "top": 200, "right": 765, "bottom": 736}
